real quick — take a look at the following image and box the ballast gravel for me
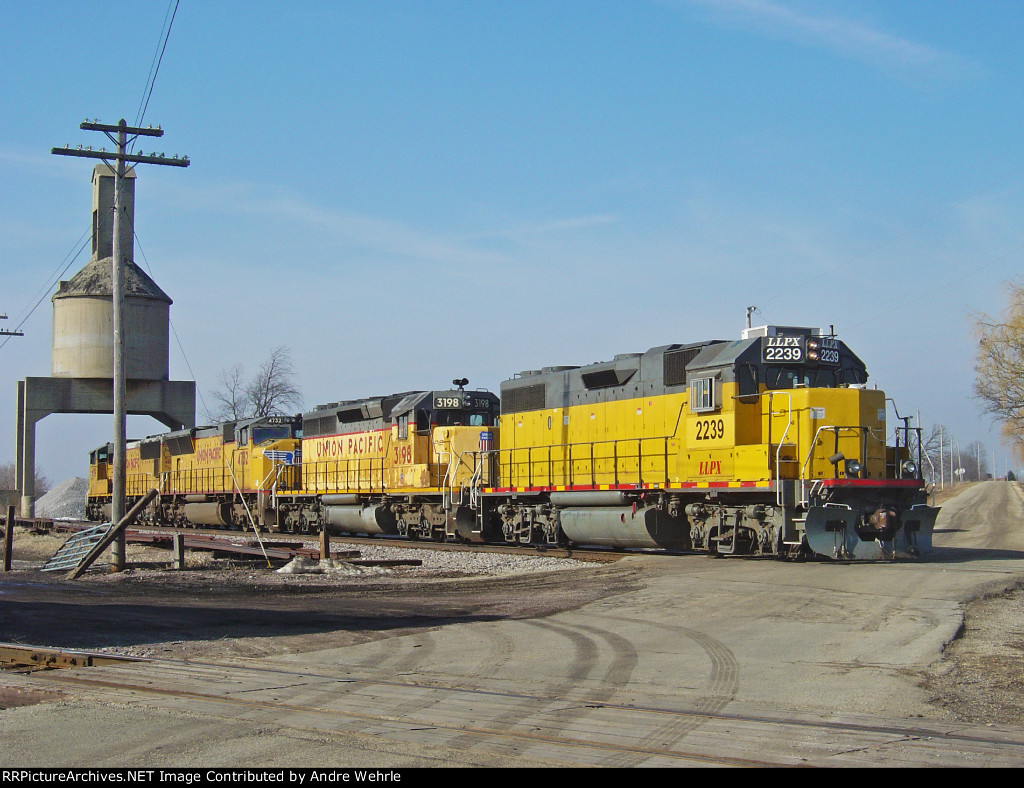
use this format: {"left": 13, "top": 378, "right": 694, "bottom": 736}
{"left": 15, "top": 526, "right": 595, "bottom": 587}
{"left": 18, "top": 477, "right": 595, "bottom": 584}
{"left": 275, "top": 548, "right": 586, "bottom": 579}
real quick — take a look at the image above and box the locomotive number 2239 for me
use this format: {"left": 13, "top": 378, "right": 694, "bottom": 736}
{"left": 694, "top": 418, "right": 726, "bottom": 440}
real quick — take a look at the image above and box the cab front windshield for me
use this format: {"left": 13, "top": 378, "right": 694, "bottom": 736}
{"left": 434, "top": 411, "right": 493, "bottom": 427}
{"left": 253, "top": 426, "right": 293, "bottom": 444}
{"left": 763, "top": 366, "right": 867, "bottom": 390}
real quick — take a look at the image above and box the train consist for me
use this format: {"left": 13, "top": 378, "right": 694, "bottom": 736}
{"left": 87, "top": 323, "right": 938, "bottom": 560}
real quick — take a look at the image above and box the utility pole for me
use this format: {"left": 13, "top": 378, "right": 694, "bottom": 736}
{"left": 939, "top": 426, "right": 944, "bottom": 490}
{"left": 52, "top": 119, "right": 188, "bottom": 571}
{"left": 0, "top": 315, "right": 24, "bottom": 338}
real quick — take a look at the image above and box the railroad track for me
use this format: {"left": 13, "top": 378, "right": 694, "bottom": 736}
{"left": 8, "top": 646, "right": 1024, "bottom": 767}
{"left": 21, "top": 517, "right": 626, "bottom": 564}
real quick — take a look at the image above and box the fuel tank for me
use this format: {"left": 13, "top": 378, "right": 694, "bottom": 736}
{"left": 324, "top": 505, "right": 398, "bottom": 536}
{"left": 558, "top": 505, "right": 690, "bottom": 550}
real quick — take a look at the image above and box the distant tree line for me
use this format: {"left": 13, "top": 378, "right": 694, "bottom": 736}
{"left": 911, "top": 426, "right": 989, "bottom": 485}
{"left": 0, "top": 462, "right": 49, "bottom": 497}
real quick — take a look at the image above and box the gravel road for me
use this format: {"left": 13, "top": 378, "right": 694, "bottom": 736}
{"left": 2, "top": 482, "right": 1023, "bottom": 765}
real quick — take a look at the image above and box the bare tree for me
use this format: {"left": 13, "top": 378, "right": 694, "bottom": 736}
{"left": 0, "top": 462, "right": 49, "bottom": 497}
{"left": 209, "top": 363, "right": 248, "bottom": 422}
{"left": 974, "top": 281, "right": 1024, "bottom": 448}
{"left": 246, "top": 346, "right": 303, "bottom": 417}
{"left": 207, "top": 346, "right": 303, "bottom": 422}
{"left": 914, "top": 424, "right": 948, "bottom": 485}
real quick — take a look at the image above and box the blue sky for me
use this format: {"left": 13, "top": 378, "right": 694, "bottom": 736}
{"left": 2, "top": 0, "right": 1023, "bottom": 484}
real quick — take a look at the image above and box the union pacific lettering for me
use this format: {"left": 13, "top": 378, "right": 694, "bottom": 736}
{"left": 310, "top": 431, "right": 387, "bottom": 461}
{"left": 195, "top": 445, "right": 224, "bottom": 464}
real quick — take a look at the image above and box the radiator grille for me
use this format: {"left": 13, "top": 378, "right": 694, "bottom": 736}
{"left": 503, "top": 384, "right": 546, "bottom": 414}
{"left": 664, "top": 347, "right": 701, "bottom": 386}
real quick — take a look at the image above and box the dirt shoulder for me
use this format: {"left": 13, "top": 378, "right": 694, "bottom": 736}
{"left": 923, "top": 582, "right": 1024, "bottom": 727}
{"left": 0, "top": 527, "right": 641, "bottom": 662}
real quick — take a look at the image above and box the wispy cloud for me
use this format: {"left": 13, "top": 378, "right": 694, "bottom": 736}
{"left": 156, "top": 179, "right": 621, "bottom": 272}
{"left": 156, "top": 179, "right": 513, "bottom": 269}
{"left": 675, "top": 0, "right": 976, "bottom": 79}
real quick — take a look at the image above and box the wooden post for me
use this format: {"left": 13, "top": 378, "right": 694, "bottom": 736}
{"left": 3, "top": 505, "right": 14, "bottom": 571}
{"left": 171, "top": 533, "right": 186, "bottom": 570}
{"left": 319, "top": 528, "right": 331, "bottom": 562}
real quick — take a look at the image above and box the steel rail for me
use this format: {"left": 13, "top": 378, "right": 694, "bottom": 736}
{"left": 26, "top": 656, "right": 1024, "bottom": 767}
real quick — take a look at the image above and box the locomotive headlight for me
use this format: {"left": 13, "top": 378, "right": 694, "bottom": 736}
{"left": 806, "top": 338, "right": 820, "bottom": 361}
{"left": 901, "top": 460, "right": 918, "bottom": 477}
{"left": 844, "top": 459, "right": 862, "bottom": 478}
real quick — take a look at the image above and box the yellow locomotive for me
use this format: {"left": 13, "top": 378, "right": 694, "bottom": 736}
{"left": 279, "top": 383, "right": 499, "bottom": 540}
{"left": 87, "top": 382, "right": 500, "bottom": 541}
{"left": 480, "top": 324, "right": 937, "bottom": 560}
{"left": 88, "top": 414, "right": 302, "bottom": 528}
{"left": 87, "top": 327, "right": 936, "bottom": 560}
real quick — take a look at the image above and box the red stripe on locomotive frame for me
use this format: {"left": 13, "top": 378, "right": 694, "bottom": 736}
{"left": 817, "top": 478, "right": 922, "bottom": 488}
{"left": 484, "top": 477, "right": 923, "bottom": 493}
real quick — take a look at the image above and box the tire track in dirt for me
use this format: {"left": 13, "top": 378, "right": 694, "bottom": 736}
{"left": 597, "top": 615, "right": 740, "bottom": 765}
{"left": 443, "top": 617, "right": 637, "bottom": 756}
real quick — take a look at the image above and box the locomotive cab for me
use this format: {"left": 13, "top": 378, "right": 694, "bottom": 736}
{"left": 683, "top": 325, "right": 881, "bottom": 484}
{"left": 86, "top": 443, "right": 112, "bottom": 521}
{"left": 232, "top": 414, "right": 302, "bottom": 494}
{"left": 685, "top": 324, "right": 935, "bottom": 558}
{"left": 382, "top": 387, "right": 499, "bottom": 488}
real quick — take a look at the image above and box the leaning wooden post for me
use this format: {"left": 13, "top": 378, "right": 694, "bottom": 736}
{"left": 3, "top": 505, "right": 14, "bottom": 572}
{"left": 66, "top": 488, "right": 158, "bottom": 580}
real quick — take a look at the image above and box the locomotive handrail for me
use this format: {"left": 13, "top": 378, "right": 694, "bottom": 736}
{"left": 799, "top": 425, "right": 864, "bottom": 506}
{"left": 302, "top": 455, "right": 390, "bottom": 494}
{"left": 442, "top": 447, "right": 474, "bottom": 508}
{"left": 228, "top": 447, "right": 271, "bottom": 566}
{"left": 768, "top": 391, "right": 793, "bottom": 507}
{"left": 436, "top": 435, "right": 453, "bottom": 507}
{"left": 498, "top": 434, "right": 671, "bottom": 489}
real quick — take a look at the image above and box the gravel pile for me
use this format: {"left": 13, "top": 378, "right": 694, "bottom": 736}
{"left": 279, "top": 542, "right": 587, "bottom": 579}
{"left": 34, "top": 477, "right": 88, "bottom": 520}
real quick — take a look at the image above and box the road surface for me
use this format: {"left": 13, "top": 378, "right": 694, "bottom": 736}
{"left": 2, "top": 482, "right": 1023, "bottom": 767}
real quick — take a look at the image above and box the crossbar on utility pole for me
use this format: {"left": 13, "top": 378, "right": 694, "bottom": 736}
{"left": 0, "top": 315, "right": 24, "bottom": 338}
{"left": 52, "top": 119, "right": 188, "bottom": 571}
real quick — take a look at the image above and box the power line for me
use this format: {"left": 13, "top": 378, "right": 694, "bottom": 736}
{"left": 0, "top": 225, "right": 91, "bottom": 351}
{"left": 134, "top": 0, "right": 181, "bottom": 130}
{"left": 133, "top": 231, "right": 211, "bottom": 417}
